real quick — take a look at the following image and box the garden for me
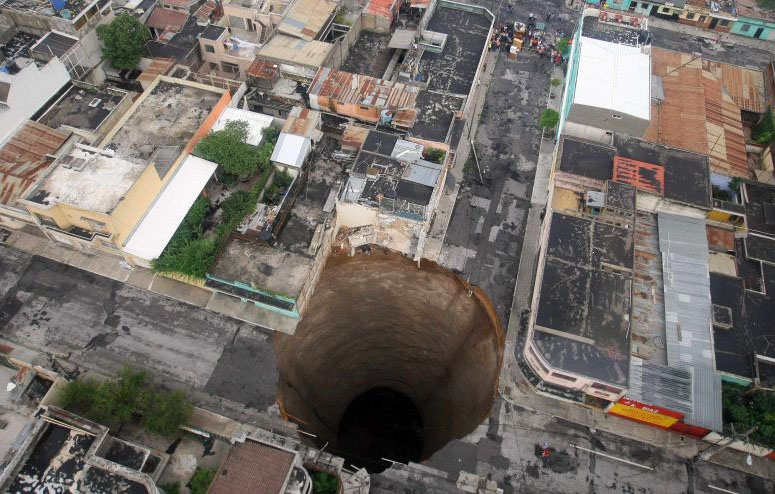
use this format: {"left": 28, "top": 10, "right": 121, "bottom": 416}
{"left": 151, "top": 120, "right": 292, "bottom": 279}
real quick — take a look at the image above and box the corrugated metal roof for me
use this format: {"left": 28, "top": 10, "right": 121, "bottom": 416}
{"left": 402, "top": 159, "right": 441, "bottom": 187}
{"left": 277, "top": 0, "right": 337, "bottom": 41}
{"left": 343, "top": 176, "right": 365, "bottom": 202}
{"left": 613, "top": 155, "right": 664, "bottom": 196}
{"left": 0, "top": 121, "right": 69, "bottom": 206}
{"left": 365, "top": 0, "right": 398, "bottom": 18}
{"left": 258, "top": 35, "right": 333, "bottom": 68}
{"left": 309, "top": 67, "right": 419, "bottom": 111}
{"left": 628, "top": 357, "right": 722, "bottom": 432}
{"left": 703, "top": 59, "right": 766, "bottom": 114}
{"left": 658, "top": 213, "right": 715, "bottom": 371}
{"left": 146, "top": 7, "right": 188, "bottom": 30}
{"left": 390, "top": 139, "right": 423, "bottom": 162}
{"left": 271, "top": 132, "right": 310, "bottom": 168}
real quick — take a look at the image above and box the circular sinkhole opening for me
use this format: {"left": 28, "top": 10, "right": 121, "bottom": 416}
{"left": 275, "top": 247, "right": 504, "bottom": 473}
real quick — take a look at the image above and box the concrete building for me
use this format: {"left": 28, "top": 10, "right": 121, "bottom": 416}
{"left": 207, "top": 439, "right": 312, "bottom": 494}
{"left": 0, "top": 0, "right": 114, "bottom": 38}
{"left": 559, "top": 8, "right": 651, "bottom": 142}
{"left": 0, "top": 30, "right": 71, "bottom": 146}
{"left": 730, "top": 0, "right": 775, "bottom": 41}
{"left": 198, "top": 23, "right": 259, "bottom": 81}
{"left": 18, "top": 76, "right": 232, "bottom": 265}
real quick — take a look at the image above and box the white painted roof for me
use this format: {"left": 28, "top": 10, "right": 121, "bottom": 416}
{"left": 0, "top": 58, "right": 70, "bottom": 146}
{"left": 271, "top": 132, "right": 311, "bottom": 169}
{"left": 210, "top": 107, "right": 274, "bottom": 147}
{"left": 573, "top": 36, "right": 651, "bottom": 121}
{"left": 123, "top": 155, "right": 217, "bottom": 261}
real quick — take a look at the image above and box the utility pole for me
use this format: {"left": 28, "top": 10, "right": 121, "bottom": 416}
{"left": 696, "top": 426, "right": 757, "bottom": 462}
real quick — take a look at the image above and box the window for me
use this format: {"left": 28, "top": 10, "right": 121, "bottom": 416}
{"left": 552, "top": 372, "right": 577, "bottom": 382}
{"left": 528, "top": 347, "right": 549, "bottom": 374}
{"left": 591, "top": 382, "right": 621, "bottom": 394}
{"left": 740, "top": 24, "right": 751, "bottom": 32}
{"left": 685, "top": 13, "right": 695, "bottom": 19}
{"left": 221, "top": 61, "right": 240, "bottom": 74}
{"left": 73, "top": 14, "right": 87, "bottom": 30}
{"left": 360, "top": 105, "right": 371, "bottom": 111}
{"left": 612, "top": 113, "right": 622, "bottom": 119}
{"left": 698, "top": 15, "right": 706, "bottom": 23}
{"left": 720, "top": 19, "right": 729, "bottom": 26}
{"left": 204, "top": 44, "right": 215, "bottom": 53}
{"left": 81, "top": 217, "right": 109, "bottom": 233}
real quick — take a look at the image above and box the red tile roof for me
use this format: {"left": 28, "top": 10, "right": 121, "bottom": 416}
{"left": 365, "top": 0, "right": 399, "bottom": 18}
{"left": 0, "top": 121, "right": 69, "bottom": 206}
{"left": 613, "top": 155, "right": 664, "bottom": 196}
{"left": 207, "top": 441, "right": 295, "bottom": 494}
{"left": 147, "top": 7, "right": 188, "bottom": 30}
{"left": 247, "top": 59, "right": 280, "bottom": 80}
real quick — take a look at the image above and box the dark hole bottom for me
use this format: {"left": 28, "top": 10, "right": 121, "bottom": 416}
{"left": 336, "top": 387, "right": 424, "bottom": 473}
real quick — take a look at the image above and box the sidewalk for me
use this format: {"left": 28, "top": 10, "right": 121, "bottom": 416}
{"left": 497, "top": 70, "right": 775, "bottom": 481}
{"left": 1, "top": 228, "right": 297, "bottom": 334}
{"left": 648, "top": 16, "right": 772, "bottom": 51}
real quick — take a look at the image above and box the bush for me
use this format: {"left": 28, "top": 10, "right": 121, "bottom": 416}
{"left": 195, "top": 121, "right": 260, "bottom": 179}
{"left": 422, "top": 148, "right": 446, "bottom": 164}
{"left": 57, "top": 368, "right": 191, "bottom": 436}
{"left": 153, "top": 197, "right": 217, "bottom": 278}
{"left": 550, "top": 78, "right": 562, "bottom": 87}
{"left": 189, "top": 468, "right": 216, "bottom": 494}
{"left": 96, "top": 13, "right": 150, "bottom": 70}
{"left": 556, "top": 37, "right": 570, "bottom": 56}
{"left": 159, "top": 482, "right": 180, "bottom": 494}
{"left": 752, "top": 107, "right": 774, "bottom": 146}
{"left": 540, "top": 109, "right": 560, "bottom": 130}
{"left": 311, "top": 472, "right": 339, "bottom": 494}
{"left": 722, "top": 383, "right": 775, "bottom": 448}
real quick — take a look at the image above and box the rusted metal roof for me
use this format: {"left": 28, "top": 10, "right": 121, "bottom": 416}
{"left": 207, "top": 440, "right": 295, "bottom": 494}
{"left": 0, "top": 121, "right": 68, "bottom": 206}
{"left": 247, "top": 59, "right": 279, "bottom": 80}
{"left": 643, "top": 48, "right": 750, "bottom": 179}
{"left": 341, "top": 124, "right": 369, "bottom": 150}
{"left": 138, "top": 58, "right": 176, "bottom": 87}
{"left": 410, "top": 0, "right": 431, "bottom": 6}
{"left": 309, "top": 67, "right": 419, "bottom": 111}
{"left": 703, "top": 59, "right": 766, "bottom": 114}
{"left": 146, "top": 7, "right": 188, "bottom": 30}
{"left": 365, "top": 0, "right": 398, "bottom": 18}
{"left": 281, "top": 107, "right": 321, "bottom": 138}
{"left": 613, "top": 155, "right": 664, "bottom": 196}
{"left": 194, "top": 0, "right": 219, "bottom": 21}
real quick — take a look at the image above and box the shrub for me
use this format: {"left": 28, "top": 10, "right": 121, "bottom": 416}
{"left": 752, "top": 107, "right": 774, "bottom": 146}
{"left": 159, "top": 482, "right": 180, "bottom": 494}
{"left": 550, "top": 78, "right": 562, "bottom": 87}
{"left": 722, "top": 383, "right": 775, "bottom": 448}
{"left": 195, "top": 121, "right": 260, "bottom": 179}
{"left": 57, "top": 368, "right": 191, "bottom": 436}
{"left": 422, "top": 148, "right": 446, "bottom": 164}
{"left": 189, "top": 468, "right": 216, "bottom": 494}
{"left": 539, "top": 109, "right": 560, "bottom": 130}
{"left": 556, "top": 37, "right": 570, "bottom": 55}
{"left": 311, "top": 472, "right": 339, "bottom": 494}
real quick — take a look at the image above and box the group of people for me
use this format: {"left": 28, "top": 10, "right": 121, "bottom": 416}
{"left": 487, "top": 12, "right": 566, "bottom": 65}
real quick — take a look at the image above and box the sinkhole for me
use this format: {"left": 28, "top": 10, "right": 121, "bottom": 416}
{"left": 275, "top": 247, "right": 504, "bottom": 473}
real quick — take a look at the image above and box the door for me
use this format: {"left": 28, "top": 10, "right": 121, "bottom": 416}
{"left": 708, "top": 17, "right": 718, "bottom": 29}
{"left": 754, "top": 27, "right": 764, "bottom": 38}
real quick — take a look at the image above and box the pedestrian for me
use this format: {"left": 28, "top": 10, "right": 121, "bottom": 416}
{"left": 546, "top": 12, "right": 551, "bottom": 21}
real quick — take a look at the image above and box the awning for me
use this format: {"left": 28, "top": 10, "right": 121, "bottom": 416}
{"left": 123, "top": 155, "right": 217, "bottom": 261}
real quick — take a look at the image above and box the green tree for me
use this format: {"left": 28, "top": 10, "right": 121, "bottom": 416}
{"left": 195, "top": 120, "right": 260, "bottom": 179}
{"left": 96, "top": 13, "right": 150, "bottom": 70}
{"left": 539, "top": 109, "right": 560, "bottom": 130}
{"left": 142, "top": 390, "right": 191, "bottom": 437}
{"left": 188, "top": 468, "right": 216, "bottom": 494}
{"left": 159, "top": 482, "right": 180, "bottom": 494}
{"left": 752, "top": 107, "right": 774, "bottom": 146}
{"left": 311, "top": 472, "right": 339, "bottom": 494}
{"left": 556, "top": 37, "right": 570, "bottom": 56}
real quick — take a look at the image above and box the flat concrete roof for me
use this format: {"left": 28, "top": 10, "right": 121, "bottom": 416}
{"left": 102, "top": 78, "right": 225, "bottom": 161}
{"left": 39, "top": 85, "right": 126, "bottom": 133}
{"left": 27, "top": 146, "right": 147, "bottom": 213}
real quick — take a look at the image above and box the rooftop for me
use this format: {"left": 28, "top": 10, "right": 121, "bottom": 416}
{"left": 211, "top": 107, "right": 275, "bottom": 147}
{"left": 281, "top": 106, "right": 321, "bottom": 139}
{"left": 207, "top": 440, "right": 296, "bottom": 494}
{"left": 146, "top": 6, "right": 189, "bottom": 30}
{"left": 30, "top": 31, "right": 78, "bottom": 59}
{"left": 0, "top": 0, "right": 96, "bottom": 19}
{"left": 580, "top": 11, "right": 643, "bottom": 46}
{"left": 0, "top": 57, "right": 71, "bottom": 147}
{"left": 533, "top": 211, "right": 633, "bottom": 387}
{"left": 39, "top": 84, "right": 126, "bottom": 133}
{"left": 339, "top": 31, "right": 393, "bottom": 79}
{"left": 0, "top": 30, "right": 39, "bottom": 60}
{"left": 421, "top": 5, "right": 491, "bottom": 95}
{"left": 410, "top": 91, "right": 464, "bottom": 143}
{"left": 742, "top": 180, "right": 775, "bottom": 236}
{"left": 734, "top": 0, "right": 775, "bottom": 22}
{"left": 644, "top": 48, "right": 751, "bottom": 178}
{"left": 102, "top": 77, "right": 225, "bottom": 161}
{"left": 123, "top": 155, "right": 217, "bottom": 261}
{"left": 275, "top": 0, "right": 336, "bottom": 41}
{"left": 0, "top": 121, "right": 69, "bottom": 207}
{"left": 145, "top": 18, "right": 207, "bottom": 62}
{"left": 271, "top": 132, "right": 311, "bottom": 169}
{"left": 27, "top": 145, "right": 147, "bottom": 213}
{"left": 257, "top": 34, "right": 333, "bottom": 68}
{"left": 574, "top": 17, "right": 651, "bottom": 122}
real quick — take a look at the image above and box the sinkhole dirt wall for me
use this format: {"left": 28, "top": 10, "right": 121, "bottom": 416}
{"left": 274, "top": 246, "right": 505, "bottom": 459}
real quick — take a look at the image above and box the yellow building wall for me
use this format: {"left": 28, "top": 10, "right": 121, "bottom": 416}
{"left": 109, "top": 164, "right": 163, "bottom": 247}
